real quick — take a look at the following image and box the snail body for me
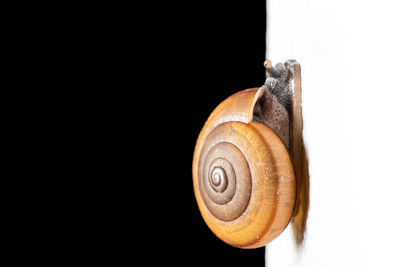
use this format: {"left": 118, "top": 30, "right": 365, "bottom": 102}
{"left": 193, "top": 59, "right": 304, "bottom": 247}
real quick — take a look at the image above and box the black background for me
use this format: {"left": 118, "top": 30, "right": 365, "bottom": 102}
{"left": 13, "top": 1, "right": 267, "bottom": 265}
{"left": 93, "top": 1, "right": 269, "bottom": 265}
{"left": 147, "top": 1, "right": 268, "bottom": 266}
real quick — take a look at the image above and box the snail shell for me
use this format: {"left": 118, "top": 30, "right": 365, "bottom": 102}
{"left": 193, "top": 87, "right": 296, "bottom": 249}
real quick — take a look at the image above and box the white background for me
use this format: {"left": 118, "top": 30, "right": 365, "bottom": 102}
{"left": 267, "top": 0, "right": 400, "bottom": 266}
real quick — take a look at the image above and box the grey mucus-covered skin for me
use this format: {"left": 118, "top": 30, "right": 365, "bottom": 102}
{"left": 253, "top": 61, "right": 295, "bottom": 151}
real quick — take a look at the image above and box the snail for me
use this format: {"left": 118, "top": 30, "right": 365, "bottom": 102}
{"left": 192, "top": 60, "right": 303, "bottom": 248}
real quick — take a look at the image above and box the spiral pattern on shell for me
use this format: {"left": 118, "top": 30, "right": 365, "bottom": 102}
{"left": 193, "top": 87, "right": 296, "bottom": 248}
{"left": 199, "top": 140, "right": 252, "bottom": 221}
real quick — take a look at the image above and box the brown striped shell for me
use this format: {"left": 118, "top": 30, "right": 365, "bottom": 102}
{"left": 192, "top": 87, "right": 296, "bottom": 249}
